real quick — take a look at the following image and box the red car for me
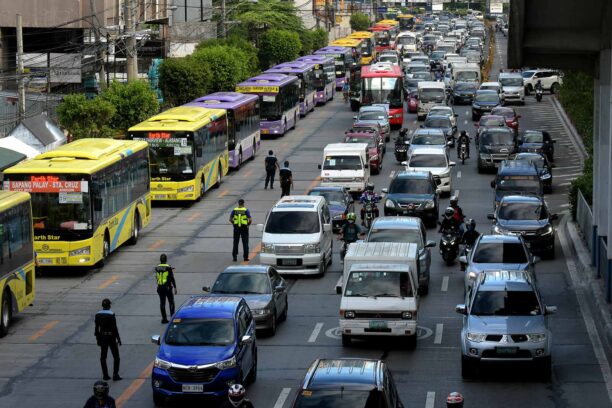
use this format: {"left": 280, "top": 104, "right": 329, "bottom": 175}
{"left": 491, "top": 106, "right": 521, "bottom": 133}
{"left": 344, "top": 130, "right": 384, "bottom": 174}
{"left": 407, "top": 91, "right": 419, "bottom": 113}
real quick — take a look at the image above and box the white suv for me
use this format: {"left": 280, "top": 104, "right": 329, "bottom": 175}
{"left": 522, "top": 69, "right": 563, "bottom": 94}
{"left": 403, "top": 146, "right": 455, "bottom": 195}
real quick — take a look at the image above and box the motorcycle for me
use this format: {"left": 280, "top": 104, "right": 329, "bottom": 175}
{"left": 439, "top": 229, "right": 461, "bottom": 266}
{"left": 395, "top": 140, "right": 409, "bottom": 163}
{"left": 362, "top": 201, "right": 378, "bottom": 229}
{"left": 459, "top": 142, "right": 469, "bottom": 164}
{"left": 536, "top": 87, "right": 543, "bottom": 102}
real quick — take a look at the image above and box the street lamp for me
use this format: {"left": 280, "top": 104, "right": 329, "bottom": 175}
{"left": 221, "top": 0, "right": 258, "bottom": 38}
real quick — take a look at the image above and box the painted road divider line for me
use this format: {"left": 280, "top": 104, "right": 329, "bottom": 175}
{"left": 243, "top": 242, "right": 262, "bottom": 265}
{"left": 187, "top": 212, "right": 201, "bottom": 222}
{"left": 425, "top": 391, "right": 436, "bottom": 408}
{"left": 457, "top": 171, "right": 461, "bottom": 179}
{"left": 434, "top": 323, "right": 444, "bottom": 344}
{"left": 29, "top": 320, "right": 59, "bottom": 342}
{"left": 148, "top": 239, "right": 165, "bottom": 250}
{"left": 98, "top": 275, "right": 119, "bottom": 290}
{"left": 219, "top": 190, "right": 229, "bottom": 198}
{"left": 441, "top": 276, "right": 449, "bottom": 292}
{"left": 308, "top": 322, "right": 324, "bottom": 343}
{"left": 116, "top": 361, "right": 154, "bottom": 407}
{"left": 274, "top": 388, "right": 292, "bottom": 408}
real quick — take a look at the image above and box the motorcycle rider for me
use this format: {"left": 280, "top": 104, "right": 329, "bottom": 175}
{"left": 83, "top": 381, "right": 116, "bottom": 408}
{"left": 449, "top": 196, "right": 465, "bottom": 231}
{"left": 456, "top": 130, "right": 470, "bottom": 159}
{"left": 460, "top": 219, "right": 480, "bottom": 272}
{"left": 220, "top": 384, "right": 255, "bottom": 408}
{"left": 439, "top": 207, "right": 461, "bottom": 233}
{"left": 360, "top": 183, "right": 381, "bottom": 224}
{"left": 340, "top": 213, "right": 364, "bottom": 260}
{"left": 535, "top": 79, "right": 543, "bottom": 92}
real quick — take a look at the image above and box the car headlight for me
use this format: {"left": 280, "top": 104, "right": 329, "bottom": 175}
{"left": 439, "top": 170, "right": 450, "bottom": 178}
{"left": 468, "top": 271, "right": 477, "bottom": 280}
{"left": 402, "top": 311, "right": 415, "bottom": 319}
{"left": 69, "top": 246, "right": 91, "bottom": 256}
{"left": 215, "top": 356, "right": 237, "bottom": 370}
{"left": 354, "top": 177, "right": 364, "bottom": 182}
{"left": 526, "top": 333, "right": 547, "bottom": 342}
{"left": 480, "top": 153, "right": 490, "bottom": 159}
{"left": 321, "top": 177, "right": 331, "bottom": 182}
{"left": 424, "top": 200, "right": 435, "bottom": 209}
{"left": 261, "top": 243, "right": 275, "bottom": 254}
{"left": 252, "top": 308, "right": 271, "bottom": 316}
{"left": 304, "top": 243, "right": 320, "bottom": 254}
{"left": 466, "top": 332, "right": 487, "bottom": 342}
{"left": 178, "top": 185, "right": 194, "bottom": 192}
{"left": 370, "top": 155, "right": 379, "bottom": 161}
{"left": 154, "top": 357, "right": 172, "bottom": 370}
{"left": 393, "top": 113, "right": 402, "bottom": 118}
{"left": 493, "top": 225, "right": 505, "bottom": 234}
{"left": 539, "top": 225, "right": 554, "bottom": 235}
{"left": 344, "top": 310, "right": 355, "bottom": 319}
{"left": 385, "top": 200, "right": 395, "bottom": 208}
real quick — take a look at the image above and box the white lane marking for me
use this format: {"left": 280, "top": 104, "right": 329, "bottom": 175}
{"left": 434, "top": 324, "right": 444, "bottom": 344}
{"left": 308, "top": 322, "right": 324, "bottom": 343}
{"left": 425, "top": 391, "right": 436, "bottom": 408}
{"left": 558, "top": 182, "right": 572, "bottom": 186}
{"left": 554, "top": 165, "right": 582, "bottom": 170}
{"left": 465, "top": 111, "right": 469, "bottom": 116}
{"left": 441, "top": 276, "right": 449, "bottom": 292}
{"left": 454, "top": 189, "right": 460, "bottom": 198}
{"left": 557, "top": 172, "right": 583, "bottom": 177}
{"left": 560, "top": 203, "right": 571, "bottom": 208}
{"left": 463, "top": 119, "right": 468, "bottom": 125}
{"left": 558, "top": 216, "right": 612, "bottom": 403}
{"left": 457, "top": 171, "right": 462, "bottom": 179}
{"left": 274, "top": 388, "right": 292, "bottom": 408}
{"left": 390, "top": 170, "right": 396, "bottom": 178}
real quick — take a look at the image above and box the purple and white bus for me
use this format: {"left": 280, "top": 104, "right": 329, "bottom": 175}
{"left": 295, "top": 55, "right": 336, "bottom": 105}
{"left": 187, "top": 92, "right": 260, "bottom": 170}
{"left": 265, "top": 61, "right": 317, "bottom": 117}
{"left": 235, "top": 74, "right": 300, "bottom": 137}
{"left": 315, "top": 46, "right": 355, "bottom": 90}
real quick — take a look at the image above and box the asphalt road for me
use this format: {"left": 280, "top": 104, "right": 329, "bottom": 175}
{"left": 0, "top": 32, "right": 610, "bottom": 408}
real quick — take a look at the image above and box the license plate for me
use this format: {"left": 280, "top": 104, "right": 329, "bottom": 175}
{"left": 282, "top": 259, "right": 298, "bottom": 266}
{"left": 261, "top": 129, "right": 269, "bottom": 134}
{"left": 38, "top": 258, "right": 53, "bottom": 265}
{"left": 154, "top": 194, "right": 166, "bottom": 199}
{"left": 369, "top": 320, "right": 388, "bottom": 329}
{"left": 496, "top": 347, "right": 518, "bottom": 355}
{"left": 182, "top": 384, "right": 204, "bottom": 393}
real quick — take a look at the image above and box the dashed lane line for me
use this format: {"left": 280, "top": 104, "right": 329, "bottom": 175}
{"left": 425, "top": 391, "right": 436, "bottom": 408}
{"left": 28, "top": 320, "right": 59, "bottom": 342}
{"left": 308, "top": 322, "right": 324, "bottom": 343}
{"left": 434, "top": 323, "right": 444, "bottom": 344}
{"left": 97, "top": 275, "right": 119, "bottom": 290}
{"left": 441, "top": 276, "right": 449, "bottom": 292}
{"left": 274, "top": 388, "right": 292, "bottom": 408}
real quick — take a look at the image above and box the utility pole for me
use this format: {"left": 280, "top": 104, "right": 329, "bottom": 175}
{"left": 16, "top": 14, "right": 25, "bottom": 122}
{"left": 90, "top": 0, "right": 107, "bottom": 90}
{"left": 221, "top": 0, "right": 227, "bottom": 38}
{"left": 126, "top": 0, "right": 138, "bottom": 82}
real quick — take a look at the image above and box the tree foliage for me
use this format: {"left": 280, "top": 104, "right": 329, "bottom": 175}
{"left": 258, "top": 29, "right": 302, "bottom": 69}
{"left": 99, "top": 81, "right": 159, "bottom": 132}
{"left": 231, "top": 0, "right": 303, "bottom": 44}
{"left": 350, "top": 12, "right": 370, "bottom": 31}
{"left": 159, "top": 56, "right": 212, "bottom": 107}
{"left": 192, "top": 45, "right": 252, "bottom": 92}
{"left": 56, "top": 94, "right": 116, "bottom": 140}
{"left": 195, "top": 36, "right": 259, "bottom": 75}
{"left": 311, "top": 28, "right": 329, "bottom": 52}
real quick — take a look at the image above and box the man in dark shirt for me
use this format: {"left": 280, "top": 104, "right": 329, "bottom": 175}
{"left": 94, "top": 298, "right": 121, "bottom": 381}
{"left": 264, "top": 150, "right": 279, "bottom": 189}
{"left": 155, "top": 254, "right": 177, "bottom": 324}
{"left": 279, "top": 161, "right": 293, "bottom": 197}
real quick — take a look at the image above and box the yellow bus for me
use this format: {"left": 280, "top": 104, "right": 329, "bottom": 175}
{"left": 348, "top": 32, "right": 377, "bottom": 64}
{"left": 128, "top": 106, "right": 229, "bottom": 201}
{"left": 397, "top": 14, "right": 415, "bottom": 31}
{"left": 330, "top": 37, "right": 363, "bottom": 64}
{"left": 3, "top": 139, "right": 151, "bottom": 268}
{"left": 0, "top": 191, "right": 35, "bottom": 336}
{"left": 377, "top": 19, "right": 399, "bottom": 27}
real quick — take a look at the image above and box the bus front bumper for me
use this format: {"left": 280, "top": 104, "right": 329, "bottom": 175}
{"left": 151, "top": 180, "right": 198, "bottom": 201}
{"left": 35, "top": 240, "right": 98, "bottom": 267}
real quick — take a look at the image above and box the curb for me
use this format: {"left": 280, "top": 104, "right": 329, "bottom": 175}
{"left": 551, "top": 95, "right": 588, "bottom": 163}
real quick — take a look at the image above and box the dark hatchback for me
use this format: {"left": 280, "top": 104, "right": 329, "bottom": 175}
{"left": 308, "top": 186, "right": 355, "bottom": 231}
{"left": 514, "top": 152, "right": 553, "bottom": 193}
{"left": 518, "top": 130, "right": 556, "bottom": 162}
{"left": 488, "top": 195, "right": 557, "bottom": 258}
{"left": 472, "top": 90, "right": 501, "bottom": 121}
{"left": 291, "top": 358, "right": 404, "bottom": 408}
{"left": 477, "top": 127, "right": 518, "bottom": 173}
{"left": 422, "top": 115, "right": 456, "bottom": 145}
{"left": 452, "top": 81, "right": 478, "bottom": 104}
{"left": 491, "top": 106, "right": 521, "bottom": 135}
{"left": 382, "top": 171, "right": 440, "bottom": 227}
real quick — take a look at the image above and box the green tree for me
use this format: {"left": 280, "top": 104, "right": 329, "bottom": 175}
{"left": 99, "top": 81, "right": 159, "bottom": 132}
{"left": 193, "top": 45, "right": 251, "bottom": 92}
{"left": 299, "top": 30, "right": 314, "bottom": 55}
{"left": 350, "top": 12, "right": 370, "bottom": 31}
{"left": 311, "top": 28, "right": 329, "bottom": 51}
{"left": 195, "top": 36, "right": 260, "bottom": 75}
{"left": 159, "top": 56, "right": 212, "bottom": 107}
{"left": 258, "top": 29, "right": 302, "bottom": 69}
{"left": 56, "top": 94, "right": 116, "bottom": 140}
{"left": 231, "top": 0, "right": 303, "bottom": 44}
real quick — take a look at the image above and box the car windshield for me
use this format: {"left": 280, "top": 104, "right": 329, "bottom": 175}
{"left": 323, "top": 155, "right": 363, "bottom": 170}
{"left": 345, "top": 271, "right": 412, "bottom": 297}
{"left": 456, "top": 71, "right": 479, "bottom": 81}
{"left": 425, "top": 118, "right": 451, "bottom": 128}
{"left": 308, "top": 190, "right": 346, "bottom": 206}
{"left": 475, "top": 93, "right": 499, "bottom": 103}
{"left": 516, "top": 156, "right": 545, "bottom": 169}
{"left": 389, "top": 178, "right": 433, "bottom": 194}
{"left": 412, "top": 133, "right": 446, "bottom": 145}
{"left": 500, "top": 77, "right": 523, "bottom": 87}
{"left": 522, "top": 70, "right": 535, "bottom": 79}
{"left": 480, "top": 131, "right": 514, "bottom": 145}
{"left": 472, "top": 242, "right": 528, "bottom": 263}
{"left": 265, "top": 211, "right": 319, "bottom": 234}
{"left": 345, "top": 136, "right": 375, "bottom": 148}
{"left": 455, "top": 83, "right": 476, "bottom": 91}
{"left": 480, "top": 117, "right": 505, "bottom": 127}
{"left": 361, "top": 77, "right": 403, "bottom": 108}
{"left": 293, "top": 389, "right": 384, "bottom": 408}
{"left": 431, "top": 51, "right": 446, "bottom": 59}
{"left": 523, "top": 131, "right": 544, "bottom": 143}
{"left": 470, "top": 290, "right": 541, "bottom": 316}
{"left": 397, "top": 37, "right": 416, "bottom": 45}
{"left": 497, "top": 176, "right": 540, "bottom": 191}
{"left": 409, "top": 154, "right": 447, "bottom": 168}
{"left": 412, "top": 72, "right": 431, "bottom": 80}
{"left": 498, "top": 202, "right": 547, "bottom": 220}
{"left": 368, "top": 228, "right": 421, "bottom": 244}
{"left": 429, "top": 108, "right": 450, "bottom": 117}
{"left": 212, "top": 273, "right": 271, "bottom": 294}
{"left": 359, "top": 112, "right": 386, "bottom": 121}
{"left": 164, "top": 318, "right": 235, "bottom": 346}
{"left": 419, "top": 89, "right": 446, "bottom": 103}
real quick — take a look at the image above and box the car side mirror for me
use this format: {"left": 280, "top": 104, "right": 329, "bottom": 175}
{"left": 454, "top": 113, "right": 458, "bottom": 117}
{"left": 275, "top": 285, "right": 285, "bottom": 293}
{"left": 449, "top": 161, "right": 456, "bottom": 167}
{"left": 487, "top": 213, "right": 495, "bottom": 220}
{"left": 318, "top": 164, "right": 322, "bottom": 169}
{"left": 241, "top": 335, "right": 254, "bottom": 344}
{"left": 151, "top": 334, "right": 161, "bottom": 345}
{"left": 426, "top": 240, "right": 436, "bottom": 248}
{"left": 323, "top": 224, "right": 332, "bottom": 232}
{"left": 490, "top": 180, "right": 495, "bottom": 188}
{"left": 202, "top": 286, "right": 210, "bottom": 292}
{"left": 401, "top": 161, "right": 408, "bottom": 166}
{"left": 336, "top": 283, "right": 342, "bottom": 295}
{"left": 532, "top": 255, "right": 541, "bottom": 264}
{"left": 256, "top": 224, "right": 264, "bottom": 232}
{"left": 545, "top": 305, "right": 557, "bottom": 315}
{"left": 455, "top": 304, "right": 467, "bottom": 314}
{"left": 381, "top": 188, "right": 388, "bottom": 194}
{"left": 364, "top": 164, "right": 369, "bottom": 169}
{"left": 458, "top": 255, "right": 467, "bottom": 263}
{"left": 353, "top": 116, "right": 358, "bottom": 120}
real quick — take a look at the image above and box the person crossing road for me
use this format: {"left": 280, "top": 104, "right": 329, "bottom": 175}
{"left": 94, "top": 299, "right": 121, "bottom": 381}
{"left": 155, "top": 254, "right": 177, "bottom": 324}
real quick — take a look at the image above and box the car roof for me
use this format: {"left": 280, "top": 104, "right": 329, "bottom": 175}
{"left": 221, "top": 265, "right": 271, "bottom": 274}
{"left": 371, "top": 216, "right": 423, "bottom": 229}
{"left": 499, "top": 160, "right": 538, "bottom": 175}
{"left": 359, "top": 105, "right": 386, "bottom": 112}
{"left": 414, "top": 128, "right": 445, "bottom": 135}
{"left": 425, "top": 115, "right": 451, "bottom": 121}
{"left": 302, "top": 359, "right": 383, "bottom": 390}
{"left": 396, "top": 170, "right": 432, "bottom": 179}
{"left": 410, "top": 146, "right": 447, "bottom": 155}
{"left": 499, "top": 72, "right": 523, "bottom": 78}
{"left": 176, "top": 295, "right": 243, "bottom": 319}
{"left": 499, "top": 194, "right": 543, "bottom": 205}
{"left": 515, "top": 152, "right": 546, "bottom": 160}
{"left": 308, "top": 186, "right": 346, "bottom": 193}
{"left": 272, "top": 195, "right": 324, "bottom": 211}
{"left": 478, "top": 234, "right": 523, "bottom": 244}
{"left": 477, "top": 270, "right": 534, "bottom": 291}
{"left": 476, "top": 89, "right": 498, "bottom": 95}
{"left": 492, "top": 106, "right": 516, "bottom": 114}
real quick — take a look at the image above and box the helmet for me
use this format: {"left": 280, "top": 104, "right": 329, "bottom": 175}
{"left": 346, "top": 212, "right": 356, "bottom": 222}
{"left": 444, "top": 207, "right": 455, "bottom": 218}
{"left": 228, "top": 384, "right": 246, "bottom": 403}
{"left": 366, "top": 183, "right": 375, "bottom": 192}
{"left": 467, "top": 218, "right": 476, "bottom": 230}
{"left": 460, "top": 130, "right": 467, "bottom": 137}
{"left": 450, "top": 196, "right": 458, "bottom": 206}
{"left": 93, "top": 381, "right": 109, "bottom": 399}
{"left": 446, "top": 392, "right": 464, "bottom": 407}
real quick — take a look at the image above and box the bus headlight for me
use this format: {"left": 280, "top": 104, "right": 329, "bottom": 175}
{"left": 178, "top": 185, "right": 194, "bottom": 193}
{"left": 70, "top": 246, "right": 91, "bottom": 256}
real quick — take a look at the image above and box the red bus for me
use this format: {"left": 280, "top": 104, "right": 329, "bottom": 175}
{"left": 368, "top": 24, "right": 397, "bottom": 53}
{"left": 360, "top": 63, "right": 404, "bottom": 128}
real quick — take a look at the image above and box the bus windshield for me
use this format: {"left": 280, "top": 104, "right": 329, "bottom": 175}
{"left": 132, "top": 131, "right": 194, "bottom": 177}
{"left": 260, "top": 94, "right": 282, "bottom": 121}
{"left": 362, "top": 77, "right": 402, "bottom": 108}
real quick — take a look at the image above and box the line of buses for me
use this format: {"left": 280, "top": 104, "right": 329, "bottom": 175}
{"left": 0, "top": 16, "right": 416, "bottom": 335}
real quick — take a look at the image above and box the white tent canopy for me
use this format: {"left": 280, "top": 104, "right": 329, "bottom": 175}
{"left": 0, "top": 136, "right": 41, "bottom": 158}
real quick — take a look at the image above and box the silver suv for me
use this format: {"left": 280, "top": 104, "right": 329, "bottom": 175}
{"left": 456, "top": 270, "right": 556, "bottom": 380}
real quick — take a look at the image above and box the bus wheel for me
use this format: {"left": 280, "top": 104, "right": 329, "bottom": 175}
{"left": 292, "top": 113, "right": 297, "bottom": 130}
{"left": 237, "top": 150, "right": 243, "bottom": 169}
{"left": 198, "top": 178, "right": 205, "bottom": 200}
{"left": 213, "top": 163, "right": 222, "bottom": 189}
{"left": 128, "top": 212, "right": 140, "bottom": 245}
{"left": 98, "top": 234, "right": 110, "bottom": 267}
{"left": 0, "top": 290, "right": 12, "bottom": 337}
{"left": 249, "top": 139, "right": 256, "bottom": 160}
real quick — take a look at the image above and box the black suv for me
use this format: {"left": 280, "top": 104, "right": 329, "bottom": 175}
{"left": 291, "top": 358, "right": 404, "bottom": 408}
{"left": 382, "top": 171, "right": 440, "bottom": 227}
{"left": 518, "top": 130, "right": 556, "bottom": 162}
{"left": 487, "top": 195, "right": 558, "bottom": 258}
{"left": 514, "top": 152, "right": 553, "bottom": 193}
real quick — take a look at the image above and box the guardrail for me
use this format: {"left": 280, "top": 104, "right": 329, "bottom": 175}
{"left": 576, "top": 189, "right": 593, "bottom": 256}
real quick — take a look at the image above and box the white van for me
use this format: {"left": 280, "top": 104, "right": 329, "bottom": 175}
{"left": 417, "top": 81, "right": 447, "bottom": 120}
{"left": 338, "top": 242, "right": 420, "bottom": 347}
{"left": 452, "top": 62, "right": 481, "bottom": 86}
{"left": 258, "top": 196, "right": 333, "bottom": 275}
{"left": 319, "top": 143, "right": 369, "bottom": 193}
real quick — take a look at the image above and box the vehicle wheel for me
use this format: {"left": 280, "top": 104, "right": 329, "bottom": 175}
{"left": 128, "top": 212, "right": 140, "bottom": 245}
{"left": 407, "top": 333, "right": 417, "bottom": 349}
{"left": 545, "top": 243, "right": 555, "bottom": 260}
{"left": 418, "top": 284, "right": 429, "bottom": 296}
{"left": 198, "top": 177, "right": 205, "bottom": 200}
{"left": 0, "top": 290, "right": 12, "bottom": 338}
{"left": 461, "top": 355, "right": 477, "bottom": 379}
{"left": 342, "top": 334, "right": 352, "bottom": 347}
{"left": 213, "top": 163, "right": 222, "bottom": 189}
{"left": 153, "top": 391, "right": 166, "bottom": 407}
{"left": 292, "top": 113, "right": 297, "bottom": 130}
{"left": 267, "top": 312, "right": 277, "bottom": 336}
{"left": 446, "top": 257, "right": 455, "bottom": 266}
{"left": 236, "top": 150, "right": 243, "bottom": 170}
{"left": 247, "top": 349, "right": 258, "bottom": 384}
{"left": 318, "top": 258, "right": 326, "bottom": 277}
{"left": 536, "top": 356, "right": 552, "bottom": 381}
{"left": 550, "top": 83, "right": 559, "bottom": 94}
{"left": 98, "top": 234, "right": 110, "bottom": 267}
{"left": 283, "top": 120, "right": 287, "bottom": 135}
{"left": 477, "top": 164, "right": 483, "bottom": 174}
{"left": 250, "top": 139, "right": 257, "bottom": 160}
{"left": 279, "top": 299, "right": 288, "bottom": 322}
{"left": 526, "top": 84, "right": 533, "bottom": 95}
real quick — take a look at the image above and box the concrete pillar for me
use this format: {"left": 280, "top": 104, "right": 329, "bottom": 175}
{"left": 595, "top": 49, "right": 611, "bottom": 249}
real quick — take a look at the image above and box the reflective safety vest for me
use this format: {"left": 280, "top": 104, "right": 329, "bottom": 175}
{"left": 156, "top": 264, "right": 170, "bottom": 286}
{"left": 233, "top": 207, "right": 249, "bottom": 227}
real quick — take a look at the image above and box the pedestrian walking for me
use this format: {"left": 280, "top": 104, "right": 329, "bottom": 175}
{"left": 230, "top": 199, "right": 252, "bottom": 262}
{"left": 264, "top": 150, "right": 279, "bottom": 189}
{"left": 279, "top": 161, "right": 293, "bottom": 197}
{"left": 155, "top": 254, "right": 177, "bottom": 324}
{"left": 94, "top": 298, "right": 121, "bottom": 381}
